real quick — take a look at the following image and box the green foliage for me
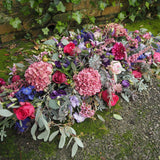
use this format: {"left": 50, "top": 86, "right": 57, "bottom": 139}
{"left": 72, "top": 11, "right": 83, "bottom": 24}
{"left": 9, "top": 17, "right": 21, "bottom": 29}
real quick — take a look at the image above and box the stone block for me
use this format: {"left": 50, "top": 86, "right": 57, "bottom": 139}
{"left": 1, "top": 33, "right": 15, "bottom": 43}
{"left": 101, "top": 5, "right": 121, "bottom": 16}
{"left": 0, "top": 24, "right": 16, "bottom": 35}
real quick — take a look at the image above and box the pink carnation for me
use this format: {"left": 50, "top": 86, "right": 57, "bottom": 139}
{"left": 112, "top": 42, "right": 126, "bottom": 60}
{"left": 79, "top": 102, "right": 95, "bottom": 118}
{"left": 25, "top": 61, "right": 52, "bottom": 91}
{"left": 73, "top": 68, "right": 101, "bottom": 96}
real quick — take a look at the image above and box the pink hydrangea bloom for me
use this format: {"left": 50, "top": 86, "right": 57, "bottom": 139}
{"left": 113, "top": 83, "right": 122, "bottom": 93}
{"left": 112, "top": 42, "right": 126, "bottom": 60}
{"left": 79, "top": 102, "right": 95, "bottom": 118}
{"left": 73, "top": 68, "right": 101, "bottom": 96}
{"left": 153, "top": 52, "right": 160, "bottom": 63}
{"left": 25, "top": 61, "right": 53, "bottom": 91}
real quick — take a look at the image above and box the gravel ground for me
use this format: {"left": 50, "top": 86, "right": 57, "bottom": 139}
{"left": 0, "top": 78, "right": 160, "bottom": 160}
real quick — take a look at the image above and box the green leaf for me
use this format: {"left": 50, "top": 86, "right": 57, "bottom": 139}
{"left": 129, "top": 14, "right": 136, "bottom": 22}
{"left": 61, "top": 39, "right": 69, "bottom": 45}
{"left": 49, "top": 99, "right": 59, "bottom": 110}
{"left": 56, "top": 1, "right": 66, "bottom": 12}
{"left": 58, "top": 134, "right": 66, "bottom": 148}
{"left": 128, "top": 0, "right": 137, "bottom": 6}
{"left": 9, "top": 17, "right": 21, "bottom": 29}
{"left": 88, "top": 16, "right": 96, "bottom": 24}
{"left": 71, "top": 0, "right": 81, "bottom": 4}
{"left": 113, "top": 114, "right": 123, "bottom": 120}
{"left": 145, "top": 2, "right": 150, "bottom": 9}
{"left": 31, "top": 123, "right": 37, "bottom": 140}
{"left": 74, "top": 137, "right": 84, "bottom": 148}
{"left": 71, "top": 142, "right": 78, "bottom": 157}
{"left": 72, "top": 11, "right": 83, "bottom": 24}
{"left": 99, "top": 1, "right": 107, "bottom": 11}
{"left": 52, "top": 53, "right": 59, "bottom": 61}
{"left": 0, "top": 109, "right": 13, "bottom": 117}
{"left": 43, "top": 39, "right": 56, "bottom": 46}
{"left": 49, "top": 130, "right": 59, "bottom": 142}
{"left": 37, "top": 130, "right": 50, "bottom": 141}
{"left": 118, "top": 12, "right": 126, "bottom": 21}
{"left": 42, "top": 27, "right": 49, "bottom": 35}
{"left": 71, "top": 62, "right": 77, "bottom": 72}
{"left": 97, "top": 114, "right": 105, "bottom": 122}
{"left": 55, "top": 21, "right": 67, "bottom": 33}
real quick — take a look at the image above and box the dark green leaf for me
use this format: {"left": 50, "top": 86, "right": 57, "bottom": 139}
{"left": 71, "top": 0, "right": 81, "bottom": 4}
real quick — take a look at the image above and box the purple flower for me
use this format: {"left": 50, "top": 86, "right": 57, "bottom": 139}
{"left": 137, "top": 54, "right": 146, "bottom": 60}
{"left": 69, "top": 96, "right": 80, "bottom": 108}
{"left": 136, "top": 36, "right": 141, "bottom": 42}
{"left": 73, "top": 40, "right": 78, "bottom": 45}
{"left": 63, "top": 59, "right": 70, "bottom": 68}
{"left": 55, "top": 61, "right": 62, "bottom": 68}
{"left": 73, "top": 112, "right": 86, "bottom": 123}
{"left": 15, "top": 117, "right": 30, "bottom": 133}
{"left": 122, "top": 80, "right": 130, "bottom": 88}
{"left": 50, "top": 90, "right": 66, "bottom": 99}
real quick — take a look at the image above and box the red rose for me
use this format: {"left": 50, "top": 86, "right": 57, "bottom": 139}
{"left": 13, "top": 102, "right": 35, "bottom": 120}
{"left": 52, "top": 71, "right": 67, "bottom": 84}
{"left": 12, "top": 75, "right": 21, "bottom": 82}
{"left": 102, "top": 90, "right": 119, "bottom": 106}
{"left": 0, "top": 78, "right": 6, "bottom": 86}
{"left": 64, "top": 42, "right": 75, "bottom": 56}
{"left": 132, "top": 70, "right": 142, "bottom": 79}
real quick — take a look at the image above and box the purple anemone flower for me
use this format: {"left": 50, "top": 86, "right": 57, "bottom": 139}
{"left": 122, "top": 80, "right": 130, "bottom": 88}
{"left": 69, "top": 96, "right": 80, "bottom": 108}
{"left": 50, "top": 90, "right": 66, "bottom": 99}
{"left": 55, "top": 61, "right": 62, "bottom": 68}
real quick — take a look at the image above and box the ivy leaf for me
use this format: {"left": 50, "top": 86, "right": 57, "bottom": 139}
{"left": 88, "top": 16, "right": 96, "bottom": 24}
{"left": 0, "top": 109, "right": 13, "bottom": 117}
{"left": 128, "top": 0, "right": 137, "bottom": 6}
{"left": 71, "top": 0, "right": 81, "bottom": 4}
{"left": 56, "top": 1, "right": 66, "bottom": 12}
{"left": 118, "top": 12, "right": 126, "bottom": 21}
{"left": 72, "top": 11, "right": 83, "bottom": 24}
{"left": 71, "top": 142, "right": 78, "bottom": 157}
{"left": 113, "top": 114, "right": 123, "bottom": 120}
{"left": 97, "top": 114, "right": 105, "bottom": 122}
{"left": 49, "top": 130, "right": 59, "bottom": 142}
{"left": 42, "top": 27, "right": 49, "bottom": 35}
{"left": 9, "top": 17, "right": 21, "bottom": 29}
{"left": 55, "top": 21, "right": 67, "bottom": 33}
{"left": 145, "top": 2, "right": 150, "bottom": 9}
{"left": 74, "top": 137, "right": 84, "bottom": 148}
{"left": 99, "top": 1, "right": 107, "bottom": 11}
{"left": 129, "top": 14, "right": 136, "bottom": 22}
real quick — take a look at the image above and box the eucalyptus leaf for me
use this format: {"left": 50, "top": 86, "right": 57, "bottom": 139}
{"left": 97, "top": 114, "right": 105, "bottom": 122}
{"left": 0, "top": 109, "right": 13, "bottom": 117}
{"left": 52, "top": 53, "right": 59, "bottom": 61}
{"left": 15, "top": 63, "right": 25, "bottom": 68}
{"left": 37, "top": 130, "right": 50, "bottom": 142}
{"left": 61, "top": 39, "right": 69, "bottom": 45}
{"left": 58, "top": 134, "right": 66, "bottom": 148}
{"left": 71, "top": 142, "right": 78, "bottom": 157}
{"left": 43, "top": 39, "right": 56, "bottom": 46}
{"left": 74, "top": 137, "right": 84, "bottom": 148}
{"left": 49, "top": 130, "right": 59, "bottom": 142}
{"left": 70, "top": 127, "right": 76, "bottom": 135}
{"left": 66, "top": 137, "right": 73, "bottom": 149}
{"left": 121, "top": 93, "right": 129, "bottom": 102}
{"left": 31, "top": 123, "right": 37, "bottom": 140}
{"left": 49, "top": 99, "right": 59, "bottom": 110}
{"left": 113, "top": 114, "right": 123, "bottom": 120}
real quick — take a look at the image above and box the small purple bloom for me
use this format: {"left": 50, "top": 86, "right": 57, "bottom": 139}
{"left": 69, "top": 96, "right": 80, "bottom": 108}
{"left": 73, "top": 112, "right": 86, "bottom": 123}
{"left": 122, "top": 80, "right": 130, "bottom": 88}
{"left": 55, "top": 61, "right": 62, "bottom": 68}
{"left": 63, "top": 59, "right": 70, "bottom": 68}
{"left": 15, "top": 117, "right": 30, "bottom": 133}
{"left": 135, "top": 36, "right": 141, "bottom": 42}
{"left": 72, "top": 40, "right": 78, "bottom": 45}
{"left": 50, "top": 90, "right": 66, "bottom": 99}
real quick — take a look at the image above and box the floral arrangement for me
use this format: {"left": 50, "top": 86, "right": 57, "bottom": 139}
{"left": 0, "top": 23, "right": 160, "bottom": 157}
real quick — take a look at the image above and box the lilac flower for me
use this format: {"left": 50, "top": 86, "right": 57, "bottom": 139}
{"left": 78, "top": 42, "right": 86, "bottom": 50}
{"left": 135, "top": 36, "right": 141, "bottom": 42}
{"left": 73, "top": 40, "right": 78, "bottom": 45}
{"left": 69, "top": 96, "right": 80, "bottom": 108}
{"left": 122, "top": 80, "right": 130, "bottom": 88}
{"left": 73, "top": 112, "right": 86, "bottom": 123}
{"left": 15, "top": 117, "right": 30, "bottom": 133}
{"left": 50, "top": 90, "right": 66, "bottom": 99}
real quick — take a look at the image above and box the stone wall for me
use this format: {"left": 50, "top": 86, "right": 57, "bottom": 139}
{"left": 0, "top": 0, "right": 124, "bottom": 43}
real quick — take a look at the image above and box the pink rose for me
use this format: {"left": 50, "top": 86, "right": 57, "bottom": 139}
{"left": 101, "top": 90, "right": 119, "bottom": 106}
{"left": 64, "top": 42, "right": 75, "bottom": 56}
{"left": 13, "top": 102, "right": 35, "bottom": 120}
{"left": 153, "top": 52, "right": 160, "bottom": 63}
{"left": 52, "top": 71, "right": 67, "bottom": 84}
{"left": 109, "top": 61, "right": 125, "bottom": 74}
{"left": 12, "top": 75, "right": 21, "bottom": 82}
{"left": 132, "top": 70, "right": 142, "bottom": 79}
